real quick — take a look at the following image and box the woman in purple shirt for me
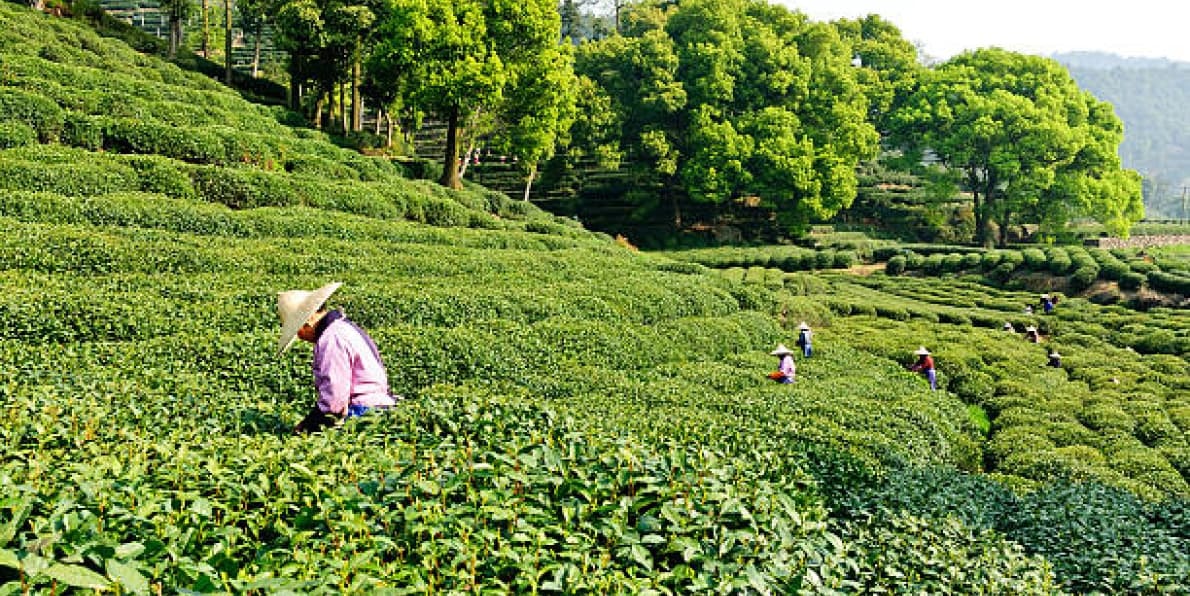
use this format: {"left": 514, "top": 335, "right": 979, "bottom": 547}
{"left": 278, "top": 282, "right": 397, "bottom": 434}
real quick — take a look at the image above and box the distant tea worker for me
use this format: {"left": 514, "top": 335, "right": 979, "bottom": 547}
{"left": 768, "top": 344, "right": 796, "bottom": 384}
{"left": 796, "top": 322, "right": 813, "bottom": 358}
{"left": 1041, "top": 294, "right": 1054, "bottom": 314}
{"left": 1047, "top": 350, "right": 1062, "bottom": 368}
{"left": 908, "top": 346, "right": 936, "bottom": 391}
{"left": 1003, "top": 321, "right": 1016, "bottom": 333}
{"left": 1024, "top": 326, "right": 1041, "bottom": 343}
{"left": 277, "top": 282, "right": 397, "bottom": 434}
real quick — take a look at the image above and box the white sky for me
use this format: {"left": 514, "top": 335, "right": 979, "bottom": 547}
{"left": 772, "top": 0, "right": 1190, "bottom": 64}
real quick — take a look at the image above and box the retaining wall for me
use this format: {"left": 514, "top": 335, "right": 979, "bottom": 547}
{"left": 1084, "top": 235, "right": 1190, "bottom": 249}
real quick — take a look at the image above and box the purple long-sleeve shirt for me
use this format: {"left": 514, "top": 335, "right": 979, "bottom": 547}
{"left": 312, "top": 311, "right": 395, "bottom": 415}
{"left": 778, "top": 355, "right": 796, "bottom": 380}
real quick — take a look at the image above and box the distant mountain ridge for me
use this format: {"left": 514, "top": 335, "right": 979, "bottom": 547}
{"left": 1054, "top": 51, "right": 1190, "bottom": 220}
{"left": 1054, "top": 51, "right": 1190, "bottom": 71}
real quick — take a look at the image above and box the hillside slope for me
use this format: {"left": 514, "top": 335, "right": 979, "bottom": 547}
{"left": 0, "top": 3, "right": 1185, "bottom": 593}
{"left": 1057, "top": 52, "right": 1190, "bottom": 218}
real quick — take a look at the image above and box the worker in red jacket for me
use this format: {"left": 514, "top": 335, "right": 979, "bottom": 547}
{"left": 908, "top": 346, "right": 936, "bottom": 391}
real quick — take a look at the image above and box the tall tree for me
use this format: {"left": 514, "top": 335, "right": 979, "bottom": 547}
{"left": 237, "top": 0, "right": 273, "bottom": 78}
{"left": 832, "top": 14, "right": 921, "bottom": 137}
{"left": 224, "top": 0, "right": 234, "bottom": 83}
{"left": 577, "top": 5, "right": 686, "bottom": 224}
{"left": 497, "top": 42, "right": 579, "bottom": 200}
{"left": 893, "top": 48, "right": 1142, "bottom": 245}
{"left": 371, "top": 0, "right": 569, "bottom": 189}
{"left": 159, "top": 0, "right": 193, "bottom": 59}
{"left": 574, "top": 0, "right": 878, "bottom": 236}
{"left": 275, "top": 0, "right": 372, "bottom": 129}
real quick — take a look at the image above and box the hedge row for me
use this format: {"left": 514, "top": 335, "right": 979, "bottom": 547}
{"left": 885, "top": 245, "right": 1188, "bottom": 295}
{"left": 0, "top": 146, "right": 577, "bottom": 234}
{"left": 662, "top": 245, "right": 859, "bottom": 272}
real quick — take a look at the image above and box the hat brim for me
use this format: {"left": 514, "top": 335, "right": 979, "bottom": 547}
{"left": 278, "top": 282, "right": 342, "bottom": 354}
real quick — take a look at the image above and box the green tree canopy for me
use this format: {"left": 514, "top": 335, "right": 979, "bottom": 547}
{"left": 575, "top": 0, "right": 878, "bottom": 236}
{"left": 369, "top": 0, "right": 571, "bottom": 189}
{"left": 892, "top": 48, "right": 1143, "bottom": 245}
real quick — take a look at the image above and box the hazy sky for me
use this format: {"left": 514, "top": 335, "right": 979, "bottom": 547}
{"left": 772, "top": 0, "right": 1190, "bottom": 63}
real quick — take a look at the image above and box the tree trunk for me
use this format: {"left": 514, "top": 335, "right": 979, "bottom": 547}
{"left": 29, "top": 0, "right": 45, "bottom": 11}
{"left": 201, "top": 0, "right": 210, "bottom": 58}
{"left": 439, "top": 106, "right": 462, "bottom": 189}
{"left": 224, "top": 0, "right": 233, "bottom": 84}
{"left": 289, "top": 75, "right": 300, "bottom": 111}
{"left": 999, "top": 209, "right": 1012, "bottom": 247}
{"left": 169, "top": 18, "right": 183, "bottom": 58}
{"left": 251, "top": 24, "right": 261, "bottom": 78}
{"left": 384, "top": 111, "right": 394, "bottom": 148}
{"left": 522, "top": 165, "right": 537, "bottom": 202}
{"left": 351, "top": 53, "right": 362, "bottom": 132}
{"left": 670, "top": 188, "right": 682, "bottom": 229}
{"left": 339, "top": 82, "right": 348, "bottom": 134}
{"left": 313, "top": 95, "right": 325, "bottom": 129}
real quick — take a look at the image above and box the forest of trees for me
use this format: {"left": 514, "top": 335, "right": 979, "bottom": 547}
{"left": 102, "top": 0, "right": 1146, "bottom": 246}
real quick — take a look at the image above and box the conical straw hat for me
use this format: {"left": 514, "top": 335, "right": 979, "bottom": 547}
{"left": 914, "top": 346, "right": 930, "bottom": 355}
{"left": 277, "top": 282, "right": 342, "bottom": 354}
{"left": 770, "top": 344, "right": 795, "bottom": 356}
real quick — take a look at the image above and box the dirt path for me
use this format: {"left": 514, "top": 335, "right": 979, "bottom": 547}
{"left": 841, "top": 262, "right": 886, "bottom": 276}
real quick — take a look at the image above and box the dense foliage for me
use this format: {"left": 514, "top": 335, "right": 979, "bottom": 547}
{"left": 891, "top": 49, "right": 1144, "bottom": 245}
{"left": 0, "top": 3, "right": 1186, "bottom": 593}
{"left": 569, "top": 0, "right": 879, "bottom": 237}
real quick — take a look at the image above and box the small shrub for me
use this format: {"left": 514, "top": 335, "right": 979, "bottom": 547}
{"left": 190, "top": 165, "right": 296, "bottom": 209}
{"left": 0, "top": 121, "right": 37, "bottom": 148}
{"left": 1147, "top": 271, "right": 1190, "bottom": 295}
{"left": 960, "top": 253, "right": 983, "bottom": 270}
{"left": 1046, "top": 247, "right": 1072, "bottom": 274}
{"left": 0, "top": 87, "right": 64, "bottom": 142}
{"left": 980, "top": 251, "right": 1003, "bottom": 271}
{"left": 941, "top": 253, "right": 965, "bottom": 273}
{"left": 1069, "top": 265, "right": 1099, "bottom": 292}
{"left": 833, "top": 250, "right": 857, "bottom": 269}
{"left": 814, "top": 250, "right": 835, "bottom": 269}
{"left": 61, "top": 112, "right": 103, "bottom": 149}
{"left": 1118, "top": 272, "right": 1145, "bottom": 291}
{"left": 1127, "top": 260, "right": 1157, "bottom": 274}
{"left": 1021, "top": 248, "right": 1047, "bottom": 270}
{"left": 886, "top": 255, "right": 907, "bottom": 275}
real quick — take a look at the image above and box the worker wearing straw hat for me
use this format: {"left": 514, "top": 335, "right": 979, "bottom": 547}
{"left": 908, "top": 346, "right": 936, "bottom": 391}
{"left": 795, "top": 322, "right": 813, "bottom": 358}
{"left": 768, "top": 344, "right": 796, "bottom": 384}
{"left": 278, "top": 282, "right": 396, "bottom": 434}
{"left": 1024, "top": 325, "right": 1041, "bottom": 343}
{"left": 1047, "top": 350, "right": 1062, "bottom": 368}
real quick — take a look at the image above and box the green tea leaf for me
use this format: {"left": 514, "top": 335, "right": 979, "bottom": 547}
{"left": 42, "top": 563, "right": 111, "bottom": 589}
{"left": 106, "top": 560, "right": 150, "bottom": 594}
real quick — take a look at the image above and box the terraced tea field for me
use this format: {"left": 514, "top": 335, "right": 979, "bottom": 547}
{"left": 0, "top": 2, "right": 1186, "bottom": 593}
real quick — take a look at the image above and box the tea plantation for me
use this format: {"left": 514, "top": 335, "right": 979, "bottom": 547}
{"left": 0, "top": 2, "right": 1187, "bottom": 593}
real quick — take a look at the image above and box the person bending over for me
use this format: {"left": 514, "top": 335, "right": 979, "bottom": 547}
{"left": 278, "top": 282, "right": 397, "bottom": 434}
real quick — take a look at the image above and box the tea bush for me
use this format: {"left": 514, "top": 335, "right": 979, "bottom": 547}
{"left": 0, "top": 3, "right": 1185, "bottom": 593}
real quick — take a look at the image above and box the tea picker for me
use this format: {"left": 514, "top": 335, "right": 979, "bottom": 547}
{"left": 768, "top": 344, "right": 796, "bottom": 384}
{"left": 907, "top": 346, "right": 936, "bottom": 391}
{"left": 278, "top": 282, "right": 398, "bottom": 434}
{"left": 796, "top": 322, "right": 813, "bottom": 358}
